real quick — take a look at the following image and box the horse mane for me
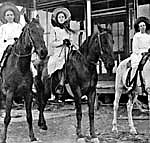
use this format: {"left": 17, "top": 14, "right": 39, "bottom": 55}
{"left": 79, "top": 35, "right": 91, "bottom": 55}
{"left": 79, "top": 32, "right": 98, "bottom": 57}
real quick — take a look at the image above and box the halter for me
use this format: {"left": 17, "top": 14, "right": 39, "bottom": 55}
{"left": 89, "top": 31, "right": 107, "bottom": 66}
{"left": 13, "top": 25, "right": 36, "bottom": 58}
{"left": 97, "top": 31, "right": 107, "bottom": 55}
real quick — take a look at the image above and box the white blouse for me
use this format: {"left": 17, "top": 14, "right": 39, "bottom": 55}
{"left": 48, "top": 26, "right": 73, "bottom": 56}
{"left": 131, "top": 32, "right": 150, "bottom": 67}
{"left": 0, "top": 22, "right": 22, "bottom": 45}
{"left": 132, "top": 32, "right": 150, "bottom": 55}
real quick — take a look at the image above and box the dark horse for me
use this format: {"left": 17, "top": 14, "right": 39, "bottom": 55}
{"left": 35, "top": 26, "right": 114, "bottom": 143}
{"left": 0, "top": 16, "right": 47, "bottom": 143}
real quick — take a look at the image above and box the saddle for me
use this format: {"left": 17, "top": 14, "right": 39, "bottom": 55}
{"left": 125, "top": 52, "right": 150, "bottom": 95}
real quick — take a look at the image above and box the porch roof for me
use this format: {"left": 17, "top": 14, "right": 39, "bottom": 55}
{"left": 0, "top": 0, "right": 149, "bottom": 21}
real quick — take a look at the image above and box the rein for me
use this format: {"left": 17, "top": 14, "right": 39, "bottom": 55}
{"left": 62, "top": 31, "right": 107, "bottom": 66}
{"left": 13, "top": 25, "right": 35, "bottom": 58}
{"left": 97, "top": 31, "right": 107, "bottom": 55}
{"left": 13, "top": 50, "right": 33, "bottom": 58}
{"left": 89, "top": 31, "right": 106, "bottom": 66}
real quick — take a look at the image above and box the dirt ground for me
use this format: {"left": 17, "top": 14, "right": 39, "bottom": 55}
{"left": 0, "top": 102, "right": 149, "bottom": 143}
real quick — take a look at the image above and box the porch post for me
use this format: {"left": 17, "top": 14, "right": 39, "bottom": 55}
{"left": 46, "top": 9, "right": 49, "bottom": 47}
{"left": 86, "top": 0, "right": 92, "bottom": 36}
{"left": 33, "top": 0, "right": 37, "bottom": 18}
{"left": 134, "top": 0, "right": 138, "bottom": 19}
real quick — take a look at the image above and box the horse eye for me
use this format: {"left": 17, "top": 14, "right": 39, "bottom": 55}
{"left": 41, "top": 29, "right": 44, "bottom": 34}
{"left": 103, "top": 39, "right": 107, "bottom": 44}
{"left": 31, "top": 29, "right": 36, "bottom": 33}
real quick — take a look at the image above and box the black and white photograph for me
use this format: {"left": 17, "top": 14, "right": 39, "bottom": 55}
{"left": 0, "top": 0, "right": 150, "bottom": 143}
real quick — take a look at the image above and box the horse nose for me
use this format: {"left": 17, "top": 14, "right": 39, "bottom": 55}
{"left": 40, "top": 49, "right": 48, "bottom": 59}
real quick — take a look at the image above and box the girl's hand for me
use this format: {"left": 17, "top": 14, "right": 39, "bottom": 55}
{"left": 63, "top": 39, "right": 71, "bottom": 47}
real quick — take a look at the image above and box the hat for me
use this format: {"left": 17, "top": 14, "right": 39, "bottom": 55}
{"left": 0, "top": 2, "right": 20, "bottom": 24}
{"left": 134, "top": 16, "right": 150, "bottom": 32}
{"left": 51, "top": 7, "right": 71, "bottom": 27}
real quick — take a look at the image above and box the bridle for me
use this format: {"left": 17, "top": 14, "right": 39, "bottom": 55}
{"left": 89, "top": 31, "right": 107, "bottom": 66}
{"left": 13, "top": 25, "right": 36, "bottom": 58}
{"left": 97, "top": 31, "right": 107, "bottom": 56}
{"left": 62, "top": 30, "right": 108, "bottom": 66}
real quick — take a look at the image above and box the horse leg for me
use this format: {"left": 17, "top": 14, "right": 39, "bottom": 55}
{"left": 72, "top": 86, "right": 83, "bottom": 138}
{"left": 148, "top": 93, "right": 150, "bottom": 139}
{"left": 88, "top": 90, "right": 99, "bottom": 143}
{"left": 38, "top": 94, "right": 48, "bottom": 130}
{"left": 34, "top": 76, "right": 47, "bottom": 130}
{"left": 24, "top": 92, "right": 37, "bottom": 141}
{"left": 127, "top": 93, "right": 138, "bottom": 134}
{"left": 146, "top": 88, "right": 150, "bottom": 138}
{"left": 1, "top": 90, "right": 13, "bottom": 143}
{"left": 112, "top": 88, "right": 122, "bottom": 133}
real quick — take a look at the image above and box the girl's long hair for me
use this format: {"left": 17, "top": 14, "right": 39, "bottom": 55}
{"left": 51, "top": 11, "right": 75, "bottom": 34}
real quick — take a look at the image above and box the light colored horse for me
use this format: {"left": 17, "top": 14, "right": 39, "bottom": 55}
{"left": 112, "top": 55, "right": 150, "bottom": 134}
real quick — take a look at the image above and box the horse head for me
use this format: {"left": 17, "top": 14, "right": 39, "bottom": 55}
{"left": 97, "top": 25, "right": 115, "bottom": 74}
{"left": 22, "top": 15, "right": 48, "bottom": 60}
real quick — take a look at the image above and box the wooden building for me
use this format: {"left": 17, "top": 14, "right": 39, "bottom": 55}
{"left": 1, "top": 0, "right": 149, "bottom": 61}
{"left": 0, "top": 0, "right": 150, "bottom": 106}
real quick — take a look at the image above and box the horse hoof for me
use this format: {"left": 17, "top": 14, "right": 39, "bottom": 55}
{"left": 1, "top": 140, "right": 6, "bottom": 143}
{"left": 77, "top": 138, "right": 86, "bottom": 143}
{"left": 0, "top": 137, "right": 6, "bottom": 143}
{"left": 130, "top": 128, "right": 137, "bottom": 135}
{"left": 31, "top": 137, "right": 37, "bottom": 142}
{"left": 39, "top": 129, "right": 47, "bottom": 134}
{"left": 91, "top": 138, "right": 99, "bottom": 143}
{"left": 31, "top": 138, "right": 42, "bottom": 143}
{"left": 112, "top": 126, "right": 118, "bottom": 134}
{"left": 39, "top": 125, "right": 48, "bottom": 130}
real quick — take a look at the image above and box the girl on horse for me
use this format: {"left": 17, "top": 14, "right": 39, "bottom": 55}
{"left": 0, "top": 2, "right": 38, "bottom": 106}
{"left": 0, "top": 2, "right": 26, "bottom": 106}
{"left": 129, "top": 16, "right": 150, "bottom": 88}
{"left": 0, "top": 2, "right": 39, "bottom": 78}
{"left": 112, "top": 17, "right": 150, "bottom": 135}
{"left": 47, "top": 7, "right": 77, "bottom": 94}
{"left": 131, "top": 17, "right": 150, "bottom": 70}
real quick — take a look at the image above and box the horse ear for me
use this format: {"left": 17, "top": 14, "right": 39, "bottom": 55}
{"left": 32, "top": 14, "right": 40, "bottom": 23}
{"left": 24, "top": 14, "right": 30, "bottom": 24}
{"left": 36, "top": 14, "right": 40, "bottom": 23}
{"left": 97, "top": 24, "right": 103, "bottom": 33}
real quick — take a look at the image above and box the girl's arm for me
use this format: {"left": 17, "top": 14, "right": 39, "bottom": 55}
{"left": 132, "top": 33, "right": 139, "bottom": 55}
{"left": 0, "top": 25, "right": 4, "bottom": 43}
{"left": 49, "top": 28, "right": 63, "bottom": 48}
{"left": 48, "top": 27, "right": 63, "bottom": 56}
